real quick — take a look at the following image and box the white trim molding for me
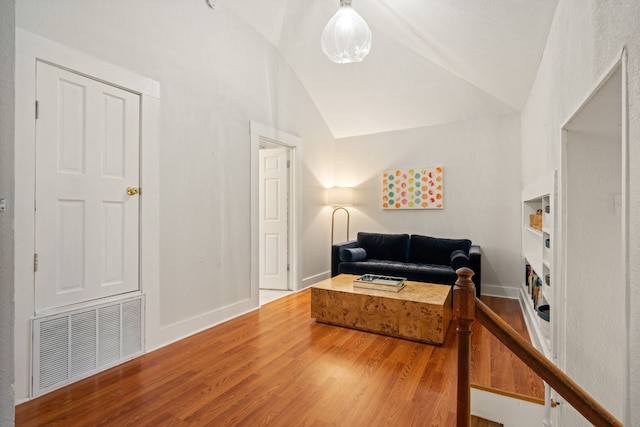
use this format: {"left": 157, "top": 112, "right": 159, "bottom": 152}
{"left": 250, "top": 121, "right": 303, "bottom": 304}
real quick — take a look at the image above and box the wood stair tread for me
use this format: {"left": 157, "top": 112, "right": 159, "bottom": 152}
{"left": 471, "top": 415, "right": 504, "bottom": 427}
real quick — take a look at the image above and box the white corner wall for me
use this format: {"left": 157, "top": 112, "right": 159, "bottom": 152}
{"left": 333, "top": 114, "right": 522, "bottom": 296}
{"left": 0, "top": 0, "right": 15, "bottom": 422}
{"left": 14, "top": 0, "right": 335, "bottom": 402}
{"left": 521, "top": 0, "right": 640, "bottom": 424}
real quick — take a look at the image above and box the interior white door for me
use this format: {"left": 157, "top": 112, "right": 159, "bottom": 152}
{"left": 259, "top": 147, "right": 289, "bottom": 290}
{"left": 35, "top": 61, "right": 141, "bottom": 312}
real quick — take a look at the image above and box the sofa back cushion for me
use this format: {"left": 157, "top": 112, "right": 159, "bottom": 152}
{"left": 357, "top": 232, "right": 410, "bottom": 262}
{"left": 409, "top": 235, "right": 472, "bottom": 265}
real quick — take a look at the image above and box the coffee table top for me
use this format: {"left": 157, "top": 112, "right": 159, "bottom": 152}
{"left": 312, "top": 274, "right": 451, "bottom": 305}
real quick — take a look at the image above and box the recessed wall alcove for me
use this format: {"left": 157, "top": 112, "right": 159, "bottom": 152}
{"left": 559, "top": 55, "right": 628, "bottom": 423}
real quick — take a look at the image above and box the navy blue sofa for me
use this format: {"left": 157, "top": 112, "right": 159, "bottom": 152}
{"left": 331, "top": 232, "right": 481, "bottom": 297}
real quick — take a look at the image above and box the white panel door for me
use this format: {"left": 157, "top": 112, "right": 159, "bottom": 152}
{"left": 259, "top": 148, "right": 289, "bottom": 290}
{"left": 35, "top": 61, "right": 141, "bottom": 312}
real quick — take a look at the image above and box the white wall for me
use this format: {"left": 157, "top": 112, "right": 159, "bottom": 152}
{"left": 565, "top": 133, "right": 623, "bottom": 418}
{"left": 521, "top": 0, "right": 640, "bottom": 424}
{"left": 333, "top": 115, "right": 522, "bottom": 296}
{"left": 15, "top": 0, "right": 335, "bottom": 401}
{"left": 0, "top": 0, "right": 15, "bottom": 423}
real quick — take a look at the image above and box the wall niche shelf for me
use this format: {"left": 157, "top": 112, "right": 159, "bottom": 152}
{"left": 520, "top": 172, "right": 557, "bottom": 359}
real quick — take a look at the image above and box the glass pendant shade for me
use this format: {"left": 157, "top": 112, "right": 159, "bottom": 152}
{"left": 321, "top": 0, "right": 372, "bottom": 64}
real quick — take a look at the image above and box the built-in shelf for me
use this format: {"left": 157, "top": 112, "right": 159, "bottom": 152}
{"left": 521, "top": 172, "right": 556, "bottom": 361}
{"left": 524, "top": 254, "right": 543, "bottom": 282}
{"left": 518, "top": 284, "right": 552, "bottom": 358}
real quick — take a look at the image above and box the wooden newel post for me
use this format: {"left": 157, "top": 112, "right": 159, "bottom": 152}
{"left": 454, "top": 267, "right": 476, "bottom": 427}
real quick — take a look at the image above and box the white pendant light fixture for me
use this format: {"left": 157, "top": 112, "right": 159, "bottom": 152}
{"left": 321, "top": 0, "right": 372, "bottom": 64}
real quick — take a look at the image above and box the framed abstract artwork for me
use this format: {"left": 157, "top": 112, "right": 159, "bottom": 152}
{"left": 382, "top": 167, "right": 443, "bottom": 209}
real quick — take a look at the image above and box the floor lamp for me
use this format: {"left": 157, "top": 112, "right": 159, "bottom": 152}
{"left": 328, "top": 187, "right": 354, "bottom": 244}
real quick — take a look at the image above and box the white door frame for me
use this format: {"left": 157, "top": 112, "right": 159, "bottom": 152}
{"left": 558, "top": 48, "right": 629, "bottom": 425}
{"left": 250, "top": 122, "right": 302, "bottom": 303}
{"left": 14, "top": 29, "right": 161, "bottom": 401}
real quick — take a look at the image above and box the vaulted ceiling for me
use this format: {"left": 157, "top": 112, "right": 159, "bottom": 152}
{"left": 223, "top": 0, "right": 559, "bottom": 138}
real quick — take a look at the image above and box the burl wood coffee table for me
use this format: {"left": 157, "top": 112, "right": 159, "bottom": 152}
{"left": 310, "top": 274, "right": 452, "bottom": 345}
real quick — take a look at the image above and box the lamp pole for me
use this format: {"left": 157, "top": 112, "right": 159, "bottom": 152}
{"left": 331, "top": 206, "right": 350, "bottom": 244}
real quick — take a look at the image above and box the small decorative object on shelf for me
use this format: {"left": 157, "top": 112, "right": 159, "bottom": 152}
{"left": 529, "top": 209, "right": 543, "bottom": 230}
{"left": 526, "top": 266, "right": 543, "bottom": 308}
{"left": 537, "top": 304, "right": 551, "bottom": 340}
{"left": 353, "top": 274, "right": 406, "bottom": 292}
{"left": 537, "top": 304, "right": 550, "bottom": 322}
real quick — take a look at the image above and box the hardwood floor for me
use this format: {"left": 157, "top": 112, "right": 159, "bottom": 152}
{"left": 470, "top": 297, "right": 544, "bottom": 402}
{"left": 15, "top": 291, "right": 543, "bottom": 426}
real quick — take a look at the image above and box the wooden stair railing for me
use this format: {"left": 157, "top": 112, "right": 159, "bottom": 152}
{"left": 453, "top": 267, "right": 622, "bottom": 427}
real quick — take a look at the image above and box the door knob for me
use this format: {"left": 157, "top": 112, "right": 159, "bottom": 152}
{"left": 126, "top": 187, "right": 140, "bottom": 196}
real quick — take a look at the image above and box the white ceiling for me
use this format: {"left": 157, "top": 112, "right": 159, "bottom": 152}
{"left": 222, "top": 0, "right": 559, "bottom": 138}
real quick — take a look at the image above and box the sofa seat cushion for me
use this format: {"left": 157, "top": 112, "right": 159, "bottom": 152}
{"left": 409, "top": 234, "right": 472, "bottom": 265}
{"left": 357, "top": 232, "right": 410, "bottom": 262}
{"left": 338, "top": 260, "right": 458, "bottom": 285}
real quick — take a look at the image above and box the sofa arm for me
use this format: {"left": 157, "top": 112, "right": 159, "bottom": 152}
{"left": 331, "top": 240, "right": 358, "bottom": 277}
{"left": 468, "top": 245, "right": 481, "bottom": 297}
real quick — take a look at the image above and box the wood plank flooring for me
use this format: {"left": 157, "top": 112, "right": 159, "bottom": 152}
{"left": 470, "top": 297, "right": 544, "bottom": 402}
{"left": 15, "top": 292, "right": 543, "bottom": 426}
{"left": 471, "top": 415, "right": 504, "bottom": 427}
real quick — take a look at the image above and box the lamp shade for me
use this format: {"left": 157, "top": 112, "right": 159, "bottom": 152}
{"left": 321, "top": 0, "right": 372, "bottom": 64}
{"left": 328, "top": 187, "right": 354, "bottom": 206}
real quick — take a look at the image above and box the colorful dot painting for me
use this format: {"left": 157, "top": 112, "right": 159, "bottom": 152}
{"left": 382, "top": 167, "right": 443, "bottom": 209}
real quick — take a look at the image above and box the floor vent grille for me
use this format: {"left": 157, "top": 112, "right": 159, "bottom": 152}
{"left": 32, "top": 295, "right": 144, "bottom": 397}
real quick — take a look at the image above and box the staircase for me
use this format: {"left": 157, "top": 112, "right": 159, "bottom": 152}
{"left": 471, "top": 386, "right": 544, "bottom": 427}
{"left": 471, "top": 416, "right": 503, "bottom": 427}
{"left": 455, "top": 267, "right": 622, "bottom": 427}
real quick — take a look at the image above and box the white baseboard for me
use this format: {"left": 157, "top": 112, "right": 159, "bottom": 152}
{"left": 147, "top": 298, "right": 257, "bottom": 354}
{"left": 480, "top": 284, "right": 520, "bottom": 299}
{"left": 300, "top": 271, "right": 330, "bottom": 289}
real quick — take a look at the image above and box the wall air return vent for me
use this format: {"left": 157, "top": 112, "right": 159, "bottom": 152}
{"left": 32, "top": 295, "right": 144, "bottom": 397}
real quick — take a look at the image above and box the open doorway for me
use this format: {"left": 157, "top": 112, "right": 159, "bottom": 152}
{"left": 258, "top": 139, "right": 292, "bottom": 293}
{"left": 559, "top": 58, "right": 627, "bottom": 422}
{"left": 250, "top": 122, "right": 302, "bottom": 306}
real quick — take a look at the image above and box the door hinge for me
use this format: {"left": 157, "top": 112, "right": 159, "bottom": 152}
{"left": 287, "top": 264, "right": 290, "bottom": 272}
{"left": 34, "top": 253, "right": 38, "bottom": 272}
{"left": 287, "top": 160, "right": 291, "bottom": 168}
{"left": 35, "top": 100, "right": 39, "bottom": 119}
